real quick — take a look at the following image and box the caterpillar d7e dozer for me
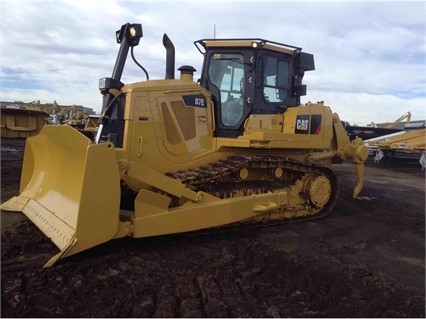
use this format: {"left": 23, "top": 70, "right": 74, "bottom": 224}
{"left": 1, "top": 23, "right": 368, "bottom": 267}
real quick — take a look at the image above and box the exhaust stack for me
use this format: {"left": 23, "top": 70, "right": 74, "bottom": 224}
{"left": 163, "top": 33, "right": 175, "bottom": 79}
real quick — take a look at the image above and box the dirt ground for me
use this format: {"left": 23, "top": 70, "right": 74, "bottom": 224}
{"left": 1, "top": 138, "right": 425, "bottom": 318}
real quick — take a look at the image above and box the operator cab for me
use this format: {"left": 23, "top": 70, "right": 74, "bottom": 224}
{"left": 195, "top": 39, "right": 315, "bottom": 137}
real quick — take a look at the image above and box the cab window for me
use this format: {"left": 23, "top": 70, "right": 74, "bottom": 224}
{"left": 263, "top": 56, "right": 289, "bottom": 103}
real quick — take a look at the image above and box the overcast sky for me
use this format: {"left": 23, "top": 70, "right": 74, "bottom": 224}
{"left": 1, "top": 0, "right": 425, "bottom": 125}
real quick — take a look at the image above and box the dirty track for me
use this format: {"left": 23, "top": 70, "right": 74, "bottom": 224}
{"left": 1, "top": 138, "right": 425, "bottom": 317}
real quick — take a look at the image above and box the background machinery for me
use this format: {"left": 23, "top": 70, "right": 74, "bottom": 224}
{"left": 1, "top": 23, "right": 368, "bottom": 267}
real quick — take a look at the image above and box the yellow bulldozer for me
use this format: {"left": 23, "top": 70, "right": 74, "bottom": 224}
{"left": 1, "top": 23, "right": 368, "bottom": 267}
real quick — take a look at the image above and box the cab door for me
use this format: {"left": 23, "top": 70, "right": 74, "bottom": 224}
{"left": 203, "top": 52, "right": 254, "bottom": 137}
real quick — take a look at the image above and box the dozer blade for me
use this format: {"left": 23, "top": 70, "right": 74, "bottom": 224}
{"left": 1, "top": 125, "right": 121, "bottom": 267}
